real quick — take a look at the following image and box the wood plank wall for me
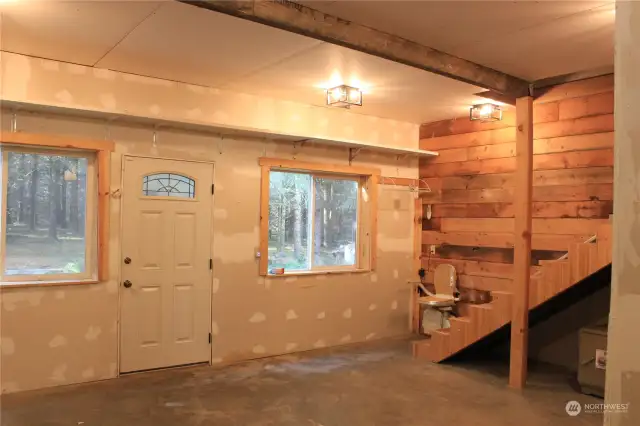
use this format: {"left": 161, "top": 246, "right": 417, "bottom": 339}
{"left": 419, "top": 76, "right": 614, "bottom": 293}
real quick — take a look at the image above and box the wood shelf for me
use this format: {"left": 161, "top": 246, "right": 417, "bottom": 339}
{"left": 4, "top": 100, "right": 439, "bottom": 158}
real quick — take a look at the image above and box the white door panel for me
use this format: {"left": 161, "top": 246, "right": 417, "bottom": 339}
{"left": 120, "top": 157, "right": 213, "bottom": 373}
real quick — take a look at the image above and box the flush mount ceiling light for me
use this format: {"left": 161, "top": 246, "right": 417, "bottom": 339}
{"left": 470, "top": 103, "right": 502, "bottom": 122}
{"left": 326, "top": 84, "right": 362, "bottom": 108}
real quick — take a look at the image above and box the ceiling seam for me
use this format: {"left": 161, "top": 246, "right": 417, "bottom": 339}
{"left": 0, "top": 49, "right": 96, "bottom": 69}
{"left": 217, "top": 40, "right": 325, "bottom": 89}
{"left": 91, "top": 2, "right": 165, "bottom": 68}
{"left": 2, "top": 50, "right": 216, "bottom": 91}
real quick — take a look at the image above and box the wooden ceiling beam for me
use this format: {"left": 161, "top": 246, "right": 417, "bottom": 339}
{"left": 474, "top": 90, "right": 517, "bottom": 106}
{"left": 181, "top": 0, "right": 530, "bottom": 97}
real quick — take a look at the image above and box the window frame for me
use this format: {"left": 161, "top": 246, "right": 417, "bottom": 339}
{"left": 0, "top": 131, "right": 113, "bottom": 287}
{"left": 259, "top": 157, "right": 379, "bottom": 277}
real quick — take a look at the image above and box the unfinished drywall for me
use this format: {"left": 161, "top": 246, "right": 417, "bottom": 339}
{"left": 605, "top": 1, "right": 640, "bottom": 425}
{"left": 0, "top": 52, "right": 418, "bottom": 149}
{"left": 0, "top": 51, "right": 420, "bottom": 393}
{"left": 0, "top": 67, "right": 418, "bottom": 393}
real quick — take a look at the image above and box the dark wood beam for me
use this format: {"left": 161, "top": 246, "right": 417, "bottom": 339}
{"left": 510, "top": 95, "right": 533, "bottom": 389}
{"left": 181, "top": 0, "right": 530, "bottom": 97}
{"left": 474, "top": 90, "right": 517, "bottom": 106}
{"left": 532, "top": 66, "right": 613, "bottom": 91}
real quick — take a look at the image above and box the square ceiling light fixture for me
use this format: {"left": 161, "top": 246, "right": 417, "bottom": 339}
{"left": 470, "top": 103, "right": 502, "bottom": 122}
{"left": 327, "top": 84, "right": 362, "bottom": 108}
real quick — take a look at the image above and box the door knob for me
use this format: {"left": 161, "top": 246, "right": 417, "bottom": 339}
{"left": 124, "top": 257, "right": 132, "bottom": 264}
{"left": 123, "top": 280, "right": 133, "bottom": 288}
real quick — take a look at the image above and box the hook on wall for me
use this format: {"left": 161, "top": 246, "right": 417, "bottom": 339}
{"left": 395, "top": 153, "right": 410, "bottom": 163}
{"left": 217, "top": 134, "right": 225, "bottom": 155}
{"left": 292, "top": 138, "right": 309, "bottom": 159}
{"left": 10, "top": 112, "right": 18, "bottom": 133}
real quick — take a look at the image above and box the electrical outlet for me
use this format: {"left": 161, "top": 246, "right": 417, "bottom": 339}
{"left": 430, "top": 245, "right": 436, "bottom": 255}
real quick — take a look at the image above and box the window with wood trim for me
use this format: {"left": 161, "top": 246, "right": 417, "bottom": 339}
{"left": 259, "top": 158, "right": 378, "bottom": 276}
{"left": 0, "top": 133, "right": 111, "bottom": 286}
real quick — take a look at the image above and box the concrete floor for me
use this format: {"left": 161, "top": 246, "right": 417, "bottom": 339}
{"left": 0, "top": 338, "right": 603, "bottom": 426}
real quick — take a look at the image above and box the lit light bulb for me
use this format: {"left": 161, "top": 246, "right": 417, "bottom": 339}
{"left": 480, "top": 104, "right": 493, "bottom": 117}
{"left": 348, "top": 89, "right": 361, "bottom": 103}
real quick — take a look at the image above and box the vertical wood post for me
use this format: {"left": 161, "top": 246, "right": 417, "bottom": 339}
{"left": 509, "top": 96, "right": 533, "bottom": 389}
{"left": 412, "top": 197, "right": 423, "bottom": 333}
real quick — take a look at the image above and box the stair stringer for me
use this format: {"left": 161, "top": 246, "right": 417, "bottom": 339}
{"left": 413, "top": 222, "right": 612, "bottom": 362}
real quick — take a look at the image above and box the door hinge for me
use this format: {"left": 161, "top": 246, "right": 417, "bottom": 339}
{"left": 209, "top": 258, "right": 213, "bottom": 270}
{"left": 211, "top": 184, "right": 215, "bottom": 195}
{"left": 209, "top": 333, "right": 212, "bottom": 344}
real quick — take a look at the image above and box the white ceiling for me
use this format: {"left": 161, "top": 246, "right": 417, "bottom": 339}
{"left": 0, "top": 0, "right": 615, "bottom": 124}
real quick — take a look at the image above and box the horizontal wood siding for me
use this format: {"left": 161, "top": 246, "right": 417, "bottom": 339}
{"left": 419, "top": 77, "right": 613, "bottom": 291}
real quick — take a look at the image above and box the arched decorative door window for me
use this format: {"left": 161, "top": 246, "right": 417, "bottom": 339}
{"left": 142, "top": 173, "right": 195, "bottom": 198}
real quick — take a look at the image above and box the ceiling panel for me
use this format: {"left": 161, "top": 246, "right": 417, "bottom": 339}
{"left": 298, "top": 0, "right": 614, "bottom": 79}
{"left": 96, "top": 1, "right": 322, "bottom": 88}
{"left": 0, "top": 0, "right": 163, "bottom": 65}
{"left": 223, "top": 42, "right": 483, "bottom": 123}
{"left": 299, "top": 1, "right": 611, "bottom": 52}
{"left": 448, "top": 4, "right": 615, "bottom": 80}
{"left": 0, "top": 0, "right": 616, "bottom": 124}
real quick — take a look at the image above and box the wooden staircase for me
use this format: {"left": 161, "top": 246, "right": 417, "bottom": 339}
{"left": 413, "top": 222, "right": 612, "bottom": 362}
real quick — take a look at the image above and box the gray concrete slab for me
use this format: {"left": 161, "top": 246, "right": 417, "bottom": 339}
{"left": 0, "top": 338, "right": 602, "bottom": 426}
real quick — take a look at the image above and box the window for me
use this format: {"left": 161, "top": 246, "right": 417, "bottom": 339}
{"left": 1, "top": 146, "right": 98, "bottom": 283}
{"left": 260, "top": 158, "right": 378, "bottom": 276}
{"left": 143, "top": 173, "right": 195, "bottom": 198}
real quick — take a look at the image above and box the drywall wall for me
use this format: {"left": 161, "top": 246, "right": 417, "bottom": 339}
{"left": 0, "top": 52, "right": 421, "bottom": 393}
{"left": 605, "top": 2, "right": 640, "bottom": 425}
{"left": 0, "top": 110, "right": 417, "bottom": 394}
{"left": 0, "top": 52, "right": 418, "bottom": 149}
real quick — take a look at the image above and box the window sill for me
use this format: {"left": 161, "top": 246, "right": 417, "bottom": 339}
{"left": 264, "top": 269, "right": 371, "bottom": 278}
{"left": 0, "top": 279, "right": 100, "bottom": 289}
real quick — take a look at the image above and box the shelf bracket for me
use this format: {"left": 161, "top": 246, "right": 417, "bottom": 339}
{"left": 293, "top": 138, "right": 310, "bottom": 148}
{"left": 292, "top": 138, "right": 310, "bottom": 159}
{"left": 349, "top": 147, "right": 362, "bottom": 165}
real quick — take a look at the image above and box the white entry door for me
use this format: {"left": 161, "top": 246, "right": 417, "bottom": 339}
{"left": 120, "top": 156, "right": 213, "bottom": 373}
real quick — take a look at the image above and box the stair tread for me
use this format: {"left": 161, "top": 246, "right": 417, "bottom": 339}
{"left": 413, "top": 241, "right": 611, "bottom": 364}
{"left": 471, "top": 303, "right": 493, "bottom": 310}
{"left": 466, "top": 272, "right": 508, "bottom": 279}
